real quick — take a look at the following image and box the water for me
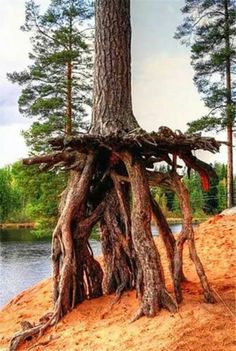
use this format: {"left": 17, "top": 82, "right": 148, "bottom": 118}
{"left": 0, "top": 224, "right": 183, "bottom": 307}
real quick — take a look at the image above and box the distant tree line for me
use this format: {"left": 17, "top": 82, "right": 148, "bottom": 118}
{"left": 0, "top": 162, "right": 234, "bottom": 235}
{"left": 152, "top": 162, "right": 233, "bottom": 218}
{"left": 0, "top": 162, "right": 67, "bottom": 235}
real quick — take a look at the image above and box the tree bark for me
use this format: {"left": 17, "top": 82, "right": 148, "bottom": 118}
{"left": 224, "top": 0, "right": 234, "bottom": 208}
{"left": 89, "top": 0, "right": 140, "bottom": 300}
{"left": 172, "top": 172, "right": 215, "bottom": 304}
{"left": 51, "top": 155, "right": 103, "bottom": 320}
{"left": 65, "top": 60, "right": 73, "bottom": 135}
{"left": 65, "top": 13, "right": 73, "bottom": 136}
{"left": 123, "top": 152, "right": 177, "bottom": 316}
{"left": 151, "top": 198, "right": 175, "bottom": 273}
{"left": 100, "top": 190, "right": 136, "bottom": 295}
{"left": 90, "top": 0, "right": 139, "bottom": 135}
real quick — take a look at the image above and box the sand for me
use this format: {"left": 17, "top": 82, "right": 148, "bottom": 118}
{"left": 0, "top": 214, "right": 235, "bottom": 351}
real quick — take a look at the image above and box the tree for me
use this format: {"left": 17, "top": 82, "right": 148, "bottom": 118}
{"left": 0, "top": 168, "right": 17, "bottom": 222}
{"left": 10, "top": 1, "right": 220, "bottom": 348}
{"left": 184, "top": 171, "right": 204, "bottom": 214}
{"left": 11, "top": 162, "right": 67, "bottom": 235}
{"left": 8, "top": 0, "right": 93, "bottom": 153}
{"left": 175, "top": 0, "right": 236, "bottom": 208}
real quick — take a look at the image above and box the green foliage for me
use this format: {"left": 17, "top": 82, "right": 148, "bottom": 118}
{"left": 0, "top": 168, "right": 21, "bottom": 222}
{"left": 151, "top": 163, "right": 229, "bottom": 218}
{"left": 172, "top": 194, "right": 181, "bottom": 216}
{"left": 175, "top": 0, "right": 236, "bottom": 133}
{"left": 0, "top": 162, "right": 67, "bottom": 235}
{"left": 7, "top": 0, "right": 94, "bottom": 153}
{"left": 151, "top": 187, "right": 169, "bottom": 216}
{"left": 0, "top": 162, "right": 230, "bottom": 231}
{"left": 184, "top": 171, "right": 204, "bottom": 215}
{"left": 217, "top": 179, "right": 227, "bottom": 212}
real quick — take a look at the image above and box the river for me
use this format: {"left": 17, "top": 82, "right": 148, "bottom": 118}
{"left": 0, "top": 224, "right": 182, "bottom": 307}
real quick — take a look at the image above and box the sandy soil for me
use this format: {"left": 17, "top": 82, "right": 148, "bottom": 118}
{"left": 0, "top": 214, "right": 235, "bottom": 351}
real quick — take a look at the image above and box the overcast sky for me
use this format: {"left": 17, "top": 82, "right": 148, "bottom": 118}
{"left": 0, "top": 0, "right": 233, "bottom": 167}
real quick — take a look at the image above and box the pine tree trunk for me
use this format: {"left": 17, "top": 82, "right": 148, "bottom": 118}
{"left": 91, "top": 0, "right": 176, "bottom": 316}
{"left": 65, "top": 15, "right": 73, "bottom": 136}
{"left": 224, "top": 0, "right": 234, "bottom": 208}
{"left": 90, "top": 0, "right": 139, "bottom": 135}
{"left": 65, "top": 61, "right": 73, "bottom": 136}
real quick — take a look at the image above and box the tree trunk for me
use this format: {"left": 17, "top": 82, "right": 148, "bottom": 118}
{"left": 224, "top": 0, "right": 234, "bottom": 208}
{"left": 65, "top": 14, "right": 73, "bottom": 136}
{"left": 90, "top": 0, "right": 139, "bottom": 135}
{"left": 90, "top": 0, "right": 140, "bottom": 299}
{"left": 65, "top": 60, "right": 73, "bottom": 136}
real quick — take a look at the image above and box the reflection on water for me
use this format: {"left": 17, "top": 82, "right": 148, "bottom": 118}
{"left": 0, "top": 224, "right": 183, "bottom": 307}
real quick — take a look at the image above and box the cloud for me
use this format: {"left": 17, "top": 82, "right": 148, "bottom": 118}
{"left": 132, "top": 53, "right": 208, "bottom": 132}
{"left": 0, "top": 124, "right": 28, "bottom": 167}
{"left": 0, "top": 82, "right": 33, "bottom": 126}
{"left": 0, "top": 0, "right": 51, "bottom": 129}
{"left": 131, "top": 53, "right": 234, "bottom": 166}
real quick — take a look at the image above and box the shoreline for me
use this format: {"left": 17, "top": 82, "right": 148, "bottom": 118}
{"left": 0, "top": 218, "right": 205, "bottom": 229}
{"left": 0, "top": 223, "right": 35, "bottom": 229}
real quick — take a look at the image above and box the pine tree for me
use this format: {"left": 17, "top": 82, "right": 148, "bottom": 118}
{"left": 175, "top": 0, "right": 236, "bottom": 208}
{"left": 8, "top": 0, "right": 94, "bottom": 153}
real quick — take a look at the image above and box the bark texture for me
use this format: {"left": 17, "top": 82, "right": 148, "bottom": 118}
{"left": 123, "top": 152, "right": 177, "bottom": 316}
{"left": 224, "top": 0, "right": 234, "bottom": 208}
{"left": 91, "top": 0, "right": 138, "bottom": 135}
{"left": 172, "top": 172, "right": 215, "bottom": 304}
{"left": 100, "top": 189, "right": 136, "bottom": 295}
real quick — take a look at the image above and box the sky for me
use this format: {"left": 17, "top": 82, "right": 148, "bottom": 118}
{"left": 0, "top": 0, "right": 234, "bottom": 168}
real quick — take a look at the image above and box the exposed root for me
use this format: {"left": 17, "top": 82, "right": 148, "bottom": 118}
{"left": 161, "top": 289, "right": 178, "bottom": 313}
{"left": 100, "top": 291, "right": 123, "bottom": 319}
{"left": 172, "top": 172, "right": 216, "bottom": 304}
{"left": 123, "top": 151, "right": 177, "bottom": 317}
{"left": 211, "top": 286, "right": 236, "bottom": 318}
{"left": 27, "top": 335, "right": 59, "bottom": 351}
{"left": 9, "top": 324, "right": 44, "bottom": 351}
{"left": 11, "top": 146, "right": 219, "bottom": 348}
{"left": 130, "top": 308, "right": 144, "bottom": 323}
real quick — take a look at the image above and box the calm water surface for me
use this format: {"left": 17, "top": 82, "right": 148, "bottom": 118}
{"left": 0, "top": 224, "right": 182, "bottom": 307}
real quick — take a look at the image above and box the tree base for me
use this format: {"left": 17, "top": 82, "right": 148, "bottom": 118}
{"left": 11, "top": 131, "right": 220, "bottom": 349}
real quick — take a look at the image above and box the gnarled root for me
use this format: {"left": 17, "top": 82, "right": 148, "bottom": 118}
{"left": 100, "top": 190, "right": 136, "bottom": 295}
{"left": 122, "top": 151, "right": 177, "bottom": 317}
{"left": 9, "top": 324, "right": 44, "bottom": 351}
{"left": 172, "top": 172, "right": 216, "bottom": 304}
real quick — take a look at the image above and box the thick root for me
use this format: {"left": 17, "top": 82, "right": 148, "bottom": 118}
{"left": 9, "top": 324, "right": 44, "bottom": 351}
{"left": 123, "top": 151, "right": 177, "bottom": 317}
{"left": 172, "top": 172, "right": 216, "bottom": 304}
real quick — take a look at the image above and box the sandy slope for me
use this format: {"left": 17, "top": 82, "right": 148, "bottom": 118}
{"left": 0, "top": 215, "right": 235, "bottom": 351}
